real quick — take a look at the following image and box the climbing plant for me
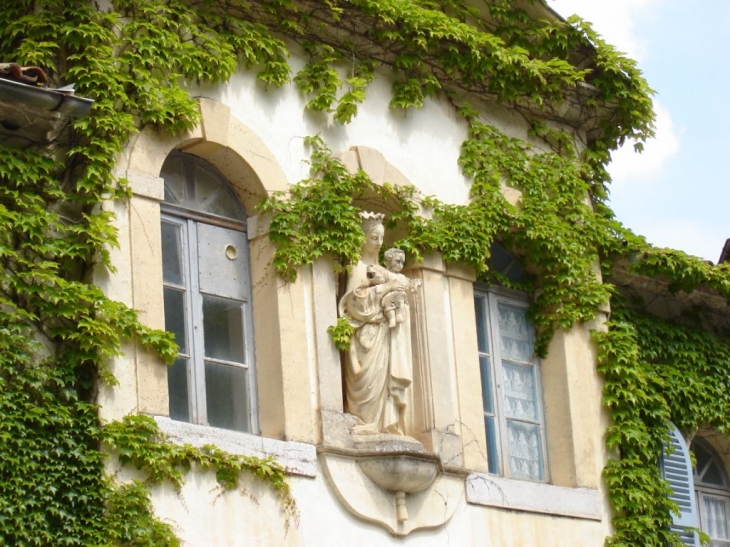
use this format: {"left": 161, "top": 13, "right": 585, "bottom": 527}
{"left": 1, "top": 0, "right": 727, "bottom": 545}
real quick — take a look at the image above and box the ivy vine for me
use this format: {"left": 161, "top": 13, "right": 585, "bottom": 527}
{"left": 1, "top": 0, "right": 727, "bottom": 546}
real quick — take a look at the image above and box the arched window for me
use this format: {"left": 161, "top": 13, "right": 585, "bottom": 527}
{"left": 693, "top": 438, "right": 730, "bottom": 546}
{"left": 473, "top": 243, "right": 546, "bottom": 481}
{"left": 160, "top": 152, "right": 257, "bottom": 433}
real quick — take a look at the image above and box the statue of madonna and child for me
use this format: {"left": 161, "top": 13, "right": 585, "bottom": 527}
{"left": 338, "top": 212, "right": 420, "bottom": 437}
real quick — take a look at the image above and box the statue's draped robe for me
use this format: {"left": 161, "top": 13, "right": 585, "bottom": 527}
{"left": 340, "top": 262, "right": 413, "bottom": 434}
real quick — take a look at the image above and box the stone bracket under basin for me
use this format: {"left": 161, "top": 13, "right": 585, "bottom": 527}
{"left": 319, "top": 437, "right": 464, "bottom": 536}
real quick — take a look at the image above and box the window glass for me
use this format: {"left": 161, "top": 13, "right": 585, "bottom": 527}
{"left": 194, "top": 164, "right": 240, "bottom": 218}
{"left": 202, "top": 295, "right": 246, "bottom": 364}
{"left": 506, "top": 421, "right": 543, "bottom": 481}
{"left": 161, "top": 159, "right": 185, "bottom": 204}
{"left": 703, "top": 496, "right": 730, "bottom": 544}
{"left": 705, "top": 465, "right": 727, "bottom": 487}
{"left": 161, "top": 221, "right": 184, "bottom": 286}
{"left": 489, "top": 241, "right": 525, "bottom": 283}
{"left": 205, "top": 362, "right": 249, "bottom": 433}
{"left": 497, "top": 303, "right": 533, "bottom": 363}
{"left": 479, "top": 356, "right": 494, "bottom": 414}
{"left": 503, "top": 362, "right": 538, "bottom": 421}
{"left": 163, "top": 287, "right": 187, "bottom": 354}
{"left": 474, "top": 296, "right": 488, "bottom": 353}
{"left": 474, "top": 289, "right": 546, "bottom": 481}
{"left": 167, "top": 358, "right": 190, "bottom": 422}
{"left": 484, "top": 415, "right": 499, "bottom": 475}
{"left": 692, "top": 438, "right": 730, "bottom": 546}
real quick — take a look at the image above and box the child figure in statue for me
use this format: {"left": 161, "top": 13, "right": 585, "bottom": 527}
{"left": 366, "top": 248, "right": 414, "bottom": 328}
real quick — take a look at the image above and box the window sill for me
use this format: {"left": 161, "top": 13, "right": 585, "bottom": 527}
{"left": 154, "top": 417, "right": 318, "bottom": 478}
{"left": 466, "top": 472, "right": 602, "bottom": 521}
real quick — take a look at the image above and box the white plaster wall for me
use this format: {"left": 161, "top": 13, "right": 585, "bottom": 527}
{"left": 150, "top": 471, "right": 607, "bottom": 547}
{"left": 186, "top": 49, "right": 538, "bottom": 205}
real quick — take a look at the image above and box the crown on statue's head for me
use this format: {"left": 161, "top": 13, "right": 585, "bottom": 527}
{"left": 359, "top": 211, "right": 385, "bottom": 233}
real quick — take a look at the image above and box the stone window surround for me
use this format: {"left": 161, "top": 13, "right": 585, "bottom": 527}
{"left": 155, "top": 417, "right": 318, "bottom": 478}
{"left": 100, "top": 97, "right": 316, "bottom": 445}
{"left": 107, "top": 95, "right": 608, "bottom": 523}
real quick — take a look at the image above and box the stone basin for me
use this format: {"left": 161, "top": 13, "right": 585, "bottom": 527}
{"left": 358, "top": 453, "right": 439, "bottom": 494}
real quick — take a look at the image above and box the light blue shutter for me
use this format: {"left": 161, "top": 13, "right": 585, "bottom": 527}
{"left": 661, "top": 423, "right": 699, "bottom": 546}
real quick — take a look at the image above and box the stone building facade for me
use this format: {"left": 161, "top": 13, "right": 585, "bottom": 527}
{"left": 96, "top": 50, "right": 616, "bottom": 547}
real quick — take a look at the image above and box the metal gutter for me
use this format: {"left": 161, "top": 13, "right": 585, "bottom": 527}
{"left": 0, "top": 77, "right": 93, "bottom": 117}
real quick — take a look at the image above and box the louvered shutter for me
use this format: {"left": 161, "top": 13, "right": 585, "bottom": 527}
{"left": 661, "top": 423, "right": 700, "bottom": 546}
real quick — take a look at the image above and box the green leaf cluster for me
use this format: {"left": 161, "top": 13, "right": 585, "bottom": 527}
{"left": 257, "top": 135, "right": 419, "bottom": 282}
{"left": 327, "top": 316, "right": 356, "bottom": 352}
{"left": 103, "top": 416, "right": 297, "bottom": 522}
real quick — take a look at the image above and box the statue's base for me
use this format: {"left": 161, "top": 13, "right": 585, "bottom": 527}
{"left": 353, "top": 433, "right": 426, "bottom": 453}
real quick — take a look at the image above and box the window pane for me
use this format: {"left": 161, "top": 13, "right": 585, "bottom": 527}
{"left": 479, "top": 355, "right": 494, "bottom": 414}
{"left": 704, "top": 462, "right": 726, "bottom": 486}
{"left": 502, "top": 361, "right": 538, "bottom": 421}
{"left": 506, "top": 420, "right": 543, "bottom": 481}
{"left": 205, "top": 361, "right": 249, "bottom": 432}
{"left": 161, "top": 221, "right": 184, "bottom": 286}
{"left": 485, "top": 415, "right": 499, "bottom": 475}
{"left": 206, "top": 189, "right": 242, "bottom": 219}
{"left": 202, "top": 295, "right": 245, "bottom": 363}
{"left": 695, "top": 443, "right": 711, "bottom": 474}
{"left": 168, "top": 358, "right": 190, "bottom": 422}
{"left": 161, "top": 158, "right": 185, "bottom": 204}
{"left": 474, "top": 296, "right": 489, "bottom": 354}
{"left": 705, "top": 496, "right": 730, "bottom": 540}
{"left": 163, "top": 287, "right": 187, "bottom": 354}
{"left": 497, "top": 303, "right": 533, "bottom": 362}
{"left": 489, "top": 241, "right": 525, "bottom": 283}
{"left": 194, "top": 164, "right": 241, "bottom": 219}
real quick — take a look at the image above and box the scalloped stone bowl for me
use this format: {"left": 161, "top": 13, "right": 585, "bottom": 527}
{"left": 358, "top": 453, "right": 438, "bottom": 494}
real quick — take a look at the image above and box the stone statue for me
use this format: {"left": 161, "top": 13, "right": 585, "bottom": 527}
{"left": 338, "top": 212, "right": 416, "bottom": 436}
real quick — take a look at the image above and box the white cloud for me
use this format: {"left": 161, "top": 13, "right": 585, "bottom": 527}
{"left": 608, "top": 101, "right": 681, "bottom": 184}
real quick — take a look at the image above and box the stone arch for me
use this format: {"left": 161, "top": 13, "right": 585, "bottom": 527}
{"left": 123, "top": 97, "right": 288, "bottom": 211}
{"left": 335, "top": 145, "right": 412, "bottom": 208}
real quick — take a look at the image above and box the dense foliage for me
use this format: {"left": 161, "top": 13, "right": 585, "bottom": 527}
{"left": 1, "top": 0, "right": 728, "bottom": 545}
{"left": 595, "top": 297, "right": 730, "bottom": 546}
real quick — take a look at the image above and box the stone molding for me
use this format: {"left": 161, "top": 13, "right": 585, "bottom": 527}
{"left": 155, "top": 417, "right": 318, "bottom": 477}
{"left": 466, "top": 472, "right": 602, "bottom": 520}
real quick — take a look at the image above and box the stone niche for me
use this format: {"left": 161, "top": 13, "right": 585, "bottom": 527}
{"left": 318, "top": 200, "right": 465, "bottom": 536}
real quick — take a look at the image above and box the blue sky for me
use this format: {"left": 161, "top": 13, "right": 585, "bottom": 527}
{"left": 548, "top": 0, "right": 729, "bottom": 262}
